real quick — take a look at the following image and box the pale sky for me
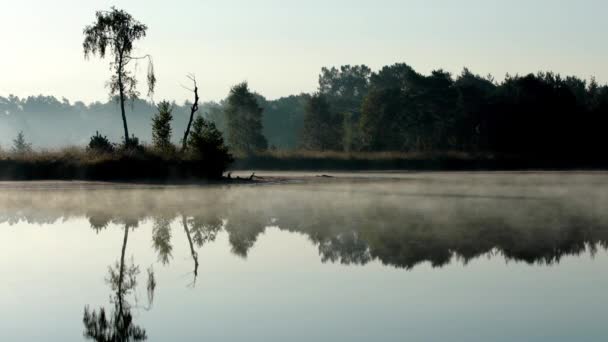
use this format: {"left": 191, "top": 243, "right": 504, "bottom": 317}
{"left": 1, "top": 0, "right": 607, "bottom": 104}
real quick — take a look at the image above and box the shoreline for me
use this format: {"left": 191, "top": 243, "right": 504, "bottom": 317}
{"left": 1, "top": 170, "right": 608, "bottom": 190}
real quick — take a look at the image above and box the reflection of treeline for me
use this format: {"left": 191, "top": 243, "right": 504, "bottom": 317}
{"left": 2, "top": 185, "right": 607, "bottom": 269}
{"left": 3, "top": 64, "right": 608, "bottom": 163}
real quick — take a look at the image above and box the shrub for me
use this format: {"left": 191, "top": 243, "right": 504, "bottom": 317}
{"left": 187, "top": 115, "right": 233, "bottom": 177}
{"left": 87, "top": 131, "right": 115, "bottom": 153}
{"left": 120, "top": 135, "right": 146, "bottom": 154}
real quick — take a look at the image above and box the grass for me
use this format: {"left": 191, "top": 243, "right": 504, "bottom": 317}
{"left": 0, "top": 146, "right": 228, "bottom": 181}
{"left": 0, "top": 147, "right": 607, "bottom": 181}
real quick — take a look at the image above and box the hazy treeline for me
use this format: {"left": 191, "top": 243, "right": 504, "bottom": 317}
{"left": 0, "top": 93, "right": 304, "bottom": 150}
{"left": 3, "top": 63, "right": 608, "bottom": 157}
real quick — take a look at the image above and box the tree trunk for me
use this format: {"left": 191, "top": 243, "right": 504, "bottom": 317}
{"left": 181, "top": 80, "right": 199, "bottom": 152}
{"left": 118, "top": 55, "right": 130, "bottom": 146}
{"left": 117, "top": 224, "right": 129, "bottom": 313}
{"left": 182, "top": 216, "right": 199, "bottom": 279}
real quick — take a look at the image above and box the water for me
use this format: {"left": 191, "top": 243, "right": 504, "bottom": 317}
{"left": 1, "top": 172, "right": 608, "bottom": 341}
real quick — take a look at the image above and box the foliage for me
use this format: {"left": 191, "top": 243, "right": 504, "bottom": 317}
{"left": 318, "top": 65, "right": 371, "bottom": 151}
{"left": 259, "top": 94, "right": 308, "bottom": 149}
{"left": 83, "top": 7, "right": 155, "bottom": 145}
{"left": 224, "top": 82, "right": 268, "bottom": 155}
{"left": 87, "top": 131, "right": 115, "bottom": 153}
{"left": 187, "top": 116, "right": 233, "bottom": 177}
{"left": 300, "top": 94, "right": 343, "bottom": 150}
{"left": 151, "top": 101, "right": 175, "bottom": 153}
{"left": 119, "top": 135, "right": 145, "bottom": 154}
{"left": 11, "top": 131, "right": 32, "bottom": 154}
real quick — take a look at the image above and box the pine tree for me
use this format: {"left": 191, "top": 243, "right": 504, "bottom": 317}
{"left": 12, "top": 131, "right": 32, "bottom": 154}
{"left": 151, "top": 101, "right": 174, "bottom": 153}
{"left": 224, "top": 82, "right": 267, "bottom": 155}
{"left": 188, "top": 115, "right": 233, "bottom": 177}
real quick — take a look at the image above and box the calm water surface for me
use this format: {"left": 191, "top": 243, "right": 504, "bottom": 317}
{"left": 1, "top": 172, "right": 608, "bottom": 341}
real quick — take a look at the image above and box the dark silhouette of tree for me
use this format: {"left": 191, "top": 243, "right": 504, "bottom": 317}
{"left": 318, "top": 65, "right": 371, "bottom": 151}
{"left": 360, "top": 87, "right": 407, "bottom": 150}
{"left": 300, "top": 93, "right": 342, "bottom": 150}
{"left": 181, "top": 75, "right": 200, "bottom": 153}
{"left": 151, "top": 101, "right": 174, "bottom": 153}
{"left": 187, "top": 115, "right": 233, "bottom": 178}
{"left": 87, "top": 131, "right": 115, "bottom": 154}
{"left": 83, "top": 7, "right": 156, "bottom": 146}
{"left": 258, "top": 94, "right": 308, "bottom": 149}
{"left": 224, "top": 82, "right": 267, "bottom": 155}
{"left": 318, "top": 65, "right": 371, "bottom": 114}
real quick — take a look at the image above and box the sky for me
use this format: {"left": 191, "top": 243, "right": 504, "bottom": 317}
{"left": 1, "top": 0, "right": 607, "bottom": 104}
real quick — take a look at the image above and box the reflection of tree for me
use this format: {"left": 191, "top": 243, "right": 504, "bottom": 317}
{"left": 317, "top": 231, "right": 372, "bottom": 265}
{"left": 182, "top": 214, "right": 223, "bottom": 285}
{"left": 150, "top": 214, "right": 222, "bottom": 286}
{"left": 187, "top": 215, "right": 222, "bottom": 248}
{"left": 225, "top": 218, "right": 266, "bottom": 258}
{"left": 152, "top": 217, "right": 172, "bottom": 265}
{"left": 88, "top": 212, "right": 112, "bottom": 233}
{"left": 83, "top": 223, "right": 153, "bottom": 341}
{"left": 182, "top": 216, "right": 199, "bottom": 284}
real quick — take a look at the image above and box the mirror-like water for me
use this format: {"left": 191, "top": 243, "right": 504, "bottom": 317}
{"left": 1, "top": 172, "right": 608, "bottom": 341}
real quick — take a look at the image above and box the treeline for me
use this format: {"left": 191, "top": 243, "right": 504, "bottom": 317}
{"left": 305, "top": 64, "right": 608, "bottom": 158}
{"left": 3, "top": 63, "right": 608, "bottom": 159}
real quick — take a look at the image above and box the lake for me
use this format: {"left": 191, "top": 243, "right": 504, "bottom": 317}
{"left": 1, "top": 172, "right": 608, "bottom": 341}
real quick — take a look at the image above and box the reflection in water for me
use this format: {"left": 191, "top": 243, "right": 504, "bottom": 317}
{"left": 1, "top": 177, "right": 608, "bottom": 340}
{"left": 1, "top": 182, "right": 607, "bottom": 270}
{"left": 182, "top": 216, "right": 199, "bottom": 285}
{"left": 83, "top": 223, "right": 154, "bottom": 341}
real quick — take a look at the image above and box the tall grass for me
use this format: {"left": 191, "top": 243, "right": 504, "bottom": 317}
{"left": 0, "top": 145, "right": 227, "bottom": 181}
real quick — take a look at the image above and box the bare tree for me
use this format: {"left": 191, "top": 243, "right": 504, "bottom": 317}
{"left": 181, "top": 74, "right": 200, "bottom": 152}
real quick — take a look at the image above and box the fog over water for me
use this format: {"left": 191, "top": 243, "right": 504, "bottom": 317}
{"left": 1, "top": 172, "right": 608, "bottom": 341}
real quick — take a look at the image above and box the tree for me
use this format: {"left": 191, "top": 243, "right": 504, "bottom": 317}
{"left": 12, "top": 131, "right": 32, "bottom": 154}
{"left": 83, "top": 7, "right": 156, "bottom": 146}
{"left": 318, "top": 65, "right": 371, "bottom": 113}
{"left": 224, "top": 82, "right": 267, "bottom": 155}
{"left": 300, "top": 94, "right": 343, "bottom": 150}
{"left": 318, "top": 65, "right": 371, "bottom": 151}
{"left": 187, "top": 115, "right": 233, "bottom": 177}
{"left": 260, "top": 94, "right": 308, "bottom": 149}
{"left": 360, "top": 88, "right": 407, "bottom": 150}
{"left": 151, "top": 101, "right": 174, "bottom": 153}
{"left": 181, "top": 75, "right": 200, "bottom": 153}
{"left": 87, "top": 131, "right": 115, "bottom": 153}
